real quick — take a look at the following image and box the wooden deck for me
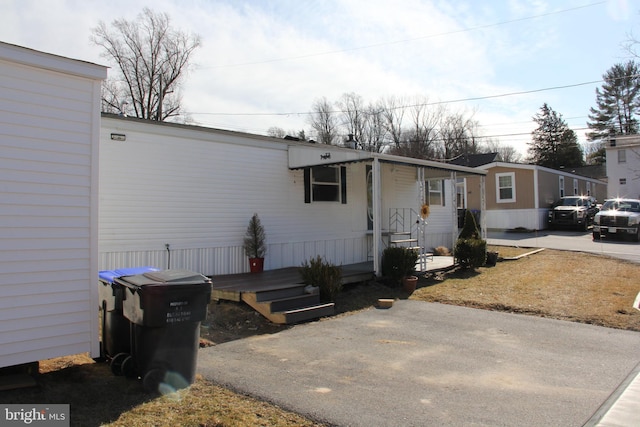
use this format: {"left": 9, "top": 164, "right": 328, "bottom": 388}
{"left": 210, "top": 261, "right": 375, "bottom": 302}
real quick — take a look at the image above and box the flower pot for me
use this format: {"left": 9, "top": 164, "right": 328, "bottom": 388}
{"left": 402, "top": 275, "right": 418, "bottom": 294}
{"left": 249, "top": 257, "right": 264, "bottom": 273}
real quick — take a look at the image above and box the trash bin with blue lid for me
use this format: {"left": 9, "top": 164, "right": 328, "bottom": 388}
{"left": 114, "top": 269, "right": 212, "bottom": 392}
{"left": 98, "top": 266, "right": 159, "bottom": 362}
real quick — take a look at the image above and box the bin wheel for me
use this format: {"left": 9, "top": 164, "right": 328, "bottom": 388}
{"left": 110, "top": 352, "right": 129, "bottom": 376}
{"left": 143, "top": 368, "right": 165, "bottom": 393}
{"left": 121, "top": 355, "right": 137, "bottom": 379}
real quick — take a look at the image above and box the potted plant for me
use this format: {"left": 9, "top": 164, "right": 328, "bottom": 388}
{"left": 243, "top": 213, "right": 266, "bottom": 273}
{"left": 381, "top": 246, "right": 419, "bottom": 293}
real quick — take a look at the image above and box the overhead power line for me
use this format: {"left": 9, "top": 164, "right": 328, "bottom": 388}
{"left": 187, "top": 79, "right": 605, "bottom": 117}
{"left": 198, "top": 1, "right": 606, "bottom": 70}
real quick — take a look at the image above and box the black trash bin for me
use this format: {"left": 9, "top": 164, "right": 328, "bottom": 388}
{"left": 98, "top": 266, "right": 159, "bottom": 364}
{"left": 115, "top": 269, "right": 212, "bottom": 392}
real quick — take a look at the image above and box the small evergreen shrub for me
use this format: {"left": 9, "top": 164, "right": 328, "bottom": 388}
{"left": 299, "top": 256, "right": 343, "bottom": 302}
{"left": 243, "top": 213, "right": 266, "bottom": 258}
{"left": 381, "top": 246, "right": 419, "bottom": 286}
{"left": 454, "top": 238, "right": 487, "bottom": 269}
{"left": 454, "top": 210, "right": 487, "bottom": 269}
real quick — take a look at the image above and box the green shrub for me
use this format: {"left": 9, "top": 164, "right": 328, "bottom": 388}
{"left": 455, "top": 209, "right": 486, "bottom": 269}
{"left": 243, "top": 213, "right": 266, "bottom": 258}
{"left": 381, "top": 246, "right": 419, "bottom": 286}
{"left": 458, "top": 209, "right": 480, "bottom": 239}
{"left": 299, "top": 256, "right": 343, "bottom": 302}
{"left": 454, "top": 238, "right": 487, "bottom": 269}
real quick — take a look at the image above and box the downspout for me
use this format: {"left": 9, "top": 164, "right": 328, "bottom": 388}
{"left": 450, "top": 171, "right": 458, "bottom": 249}
{"left": 373, "top": 158, "right": 382, "bottom": 276}
{"left": 533, "top": 168, "right": 540, "bottom": 230}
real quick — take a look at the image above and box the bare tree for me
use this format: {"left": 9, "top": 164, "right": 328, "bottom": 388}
{"left": 393, "top": 97, "right": 442, "bottom": 159}
{"left": 91, "top": 8, "right": 201, "bottom": 121}
{"left": 336, "top": 92, "right": 366, "bottom": 145}
{"left": 360, "top": 102, "right": 388, "bottom": 152}
{"left": 440, "top": 111, "right": 481, "bottom": 159}
{"left": 308, "top": 97, "right": 338, "bottom": 144}
{"left": 267, "top": 127, "right": 287, "bottom": 138}
{"left": 380, "top": 95, "right": 407, "bottom": 149}
{"left": 482, "top": 139, "right": 522, "bottom": 163}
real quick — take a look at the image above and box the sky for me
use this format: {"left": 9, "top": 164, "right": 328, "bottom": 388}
{"left": 1, "top": 0, "right": 637, "bottom": 157}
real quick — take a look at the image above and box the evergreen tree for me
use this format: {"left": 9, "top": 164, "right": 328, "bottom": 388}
{"left": 587, "top": 61, "right": 640, "bottom": 141}
{"left": 528, "top": 104, "right": 584, "bottom": 169}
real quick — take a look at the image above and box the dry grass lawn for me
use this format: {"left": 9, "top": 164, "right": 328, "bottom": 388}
{"left": 2, "top": 246, "right": 639, "bottom": 426}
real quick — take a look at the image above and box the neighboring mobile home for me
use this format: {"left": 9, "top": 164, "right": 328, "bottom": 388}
{"left": 457, "top": 159, "right": 607, "bottom": 231}
{"left": 0, "top": 43, "right": 106, "bottom": 368}
{"left": 99, "top": 114, "right": 487, "bottom": 276}
{"left": 605, "top": 135, "right": 640, "bottom": 200}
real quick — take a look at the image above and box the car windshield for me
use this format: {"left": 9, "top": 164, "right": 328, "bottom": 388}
{"left": 601, "top": 200, "right": 640, "bottom": 212}
{"left": 558, "top": 197, "right": 584, "bottom": 207}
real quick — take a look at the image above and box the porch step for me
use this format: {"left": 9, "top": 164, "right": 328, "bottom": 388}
{"left": 390, "top": 238, "right": 418, "bottom": 244}
{"left": 242, "top": 285, "right": 335, "bottom": 325}
{"left": 268, "top": 293, "right": 320, "bottom": 312}
{"left": 253, "top": 283, "right": 307, "bottom": 302}
{"left": 283, "top": 303, "right": 335, "bottom": 324}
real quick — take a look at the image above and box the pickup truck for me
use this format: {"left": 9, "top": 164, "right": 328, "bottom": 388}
{"left": 592, "top": 198, "right": 640, "bottom": 242}
{"left": 547, "top": 196, "right": 599, "bottom": 231}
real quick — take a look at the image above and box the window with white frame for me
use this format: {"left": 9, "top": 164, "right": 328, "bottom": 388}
{"left": 573, "top": 179, "right": 578, "bottom": 195}
{"left": 618, "top": 149, "right": 626, "bottom": 163}
{"left": 496, "top": 172, "right": 515, "bottom": 203}
{"left": 426, "top": 179, "right": 445, "bottom": 206}
{"left": 304, "top": 166, "right": 347, "bottom": 203}
{"left": 559, "top": 176, "right": 565, "bottom": 197}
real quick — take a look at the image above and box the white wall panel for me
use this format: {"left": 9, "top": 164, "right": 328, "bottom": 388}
{"left": 0, "top": 43, "right": 105, "bottom": 367}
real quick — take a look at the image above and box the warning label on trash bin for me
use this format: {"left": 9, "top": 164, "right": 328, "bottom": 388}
{"left": 166, "top": 301, "right": 192, "bottom": 323}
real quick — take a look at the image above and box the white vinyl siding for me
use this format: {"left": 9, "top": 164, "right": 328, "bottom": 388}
{"left": 99, "top": 118, "right": 369, "bottom": 274}
{"left": 0, "top": 43, "right": 106, "bottom": 368}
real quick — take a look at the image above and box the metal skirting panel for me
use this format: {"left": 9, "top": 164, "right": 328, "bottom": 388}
{"left": 100, "top": 236, "right": 369, "bottom": 276}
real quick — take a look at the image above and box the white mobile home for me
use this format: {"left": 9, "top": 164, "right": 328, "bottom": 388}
{"left": 99, "top": 115, "right": 486, "bottom": 276}
{"left": 0, "top": 43, "right": 106, "bottom": 368}
{"left": 606, "top": 135, "right": 640, "bottom": 200}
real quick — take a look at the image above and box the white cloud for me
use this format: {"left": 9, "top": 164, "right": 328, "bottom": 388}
{"left": 0, "top": 0, "right": 632, "bottom": 155}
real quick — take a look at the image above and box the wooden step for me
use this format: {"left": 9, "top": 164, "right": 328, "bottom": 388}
{"left": 268, "top": 293, "right": 320, "bottom": 312}
{"left": 242, "top": 289, "right": 333, "bottom": 324}
{"left": 253, "top": 283, "right": 307, "bottom": 302}
{"left": 283, "top": 303, "right": 335, "bottom": 324}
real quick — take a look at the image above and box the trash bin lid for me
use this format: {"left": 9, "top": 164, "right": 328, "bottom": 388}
{"left": 118, "top": 269, "right": 210, "bottom": 288}
{"left": 99, "top": 266, "right": 159, "bottom": 284}
{"left": 99, "top": 270, "right": 119, "bottom": 284}
{"left": 115, "top": 266, "right": 159, "bottom": 276}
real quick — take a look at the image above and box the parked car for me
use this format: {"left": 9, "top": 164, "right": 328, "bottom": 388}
{"left": 547, "top": 196, "right": 599, "bottom": 231}
{"left": 592, "top": 198, "right": 640, "bottom": 242}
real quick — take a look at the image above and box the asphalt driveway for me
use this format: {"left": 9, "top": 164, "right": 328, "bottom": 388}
{"left": 198, "top": 301, "right": 640, "bottom": 426}
{"left": 487, "top": 229, "right": 640, "bottom": 264}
